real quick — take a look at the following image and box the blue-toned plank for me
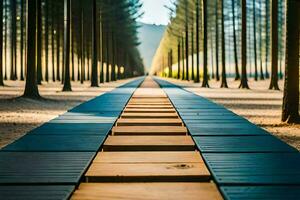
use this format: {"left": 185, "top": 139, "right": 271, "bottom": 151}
{"left": 0, "top": 152, "right": 95, "bottom": 184}
{"left": 188, "top": 126, "right": 268, "bottom": 136}
{"left": 0, "top": 186, "right": 74, "bottom": 200}
{"left": 220, "top": 186, "right": 300, "bottom": 200}
{"left": 203, "top": 153, "right": 300, "bottom": 185}
{"left": 2, "top": 135, "right": 105, "bottom": 152}
{"left": 194, "top": 136, "right": 296, "bottom": 153}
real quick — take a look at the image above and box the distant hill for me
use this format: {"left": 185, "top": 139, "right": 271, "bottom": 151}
{"left": 137, "top": 22, "right": 166, "bottom": 72}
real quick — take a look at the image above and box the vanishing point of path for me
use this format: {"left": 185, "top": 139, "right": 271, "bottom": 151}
{"left": 71, "top": 77, "right": 222, "bottom": 199}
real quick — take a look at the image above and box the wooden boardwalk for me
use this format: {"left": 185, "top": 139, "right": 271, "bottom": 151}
{"left": 1, "top": 76, "right": 300, "bottom": 199}
{"left": 71, "top": 77, "right": 222, "bottom": 199}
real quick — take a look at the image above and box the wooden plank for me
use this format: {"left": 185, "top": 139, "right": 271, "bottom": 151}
{"left": 127, "top": 102, "right": 171, "bottom": 105}
{"left": 116, "top": 118, "right": 183, "bottom": 126}
{"left": 85, "top": 162, "right": 210, "bottom": 182}
{"left": 103, "top": 136, "right": 195, "bottom": 151}
{"left": 71, "top": 183, "right": 222, "bottom": 200}
{"left": 120, "top": 112, "right": 178, "bottom": 119}
{"left": 112, "top": 126, "right": 187, "bottom": 136}
{"left": 123, "top": 108, "right": 176, "bottom": 113}
{"left": 126, "top": 105, "right": 174, "bottom": 109}
{"left": 93, "top": 152, "right": 203, "bottom": 163}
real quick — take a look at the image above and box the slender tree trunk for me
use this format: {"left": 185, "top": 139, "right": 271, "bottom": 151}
{"left": 215, "top": 0, "right": 220, "bottom": 81}
{"left": 232, "top": 0, "right": 239, "bottom": 80}
{"left": 252, "top": 0, "right": 258, "bottom": 81}
{"left": 10, "top": 0, "right": 16, "bottom": 80}
{"left": 111, "top": 32, "right": 116, "bottom": 81}
{"left": 37, "top": 0, "right": 43, "bottom": 84}
{"left": 0, "top": 0, "right": 4, "bottom": 86}
{"left": 282, "top": 0, "right": 299, "bottom": 123}
{"left": 4, "top": 0, "right": 7, "bottom": 80}
{"left": 62, "top": 0, "right": 71, "bottom": 91}
{"left": 51, "top": 1, "right": 55, "bottom": 82}
{"left": 106, "top": 29, "right": 110, "bottom": 82}
{"left": 177, "top": 41, "right": 181, "bottom": 79}
{"left": 56, "top": 5, "right": 61, "bottom": 82}
{"left": 20, "top": 0, "right": 25, "bottom": 81}
{"left": 259, "top": 0, "right": 265, "bottom": 80}
{"left": 185, "top": 0, "right": 189, "bottom": 81}
{"left": 239, "top": 0, "right": 249, "bottom": 89}
{"left": 100, "top": 18, "right": 104, "bottom": 83}
{"left": 91, "top": 0, "right": 98, "bottom": 87}
{"left": 23, "top": 0, "right": 40, "bottom": 98}
{"left": 202, "top": 0, "right": 209, "bottom": 87}
{"left": 265, "top": 0, "right": 270, "bottom": 78}
{"left": 181, "top": 37, "right": 185, "bottom": 80}
{"left": 80, "top": 3, "right": 84, "bottom": 84}
{"left": 220, "top": 0, "right": 228, "bottom": 88}
{"left": 269, "top": 0, "right": 280, "bottom": 90}
{"left": 71, "top": 23, "right": 74, "bottom": 81}
{"left": 191, "top": 22, "right": 195, "bottom": 81}
{"left": 44, "top": 0, "right": 49, "bottom": 82}
{"left": 195, "top": 0, "right": 200, "bottom": 83}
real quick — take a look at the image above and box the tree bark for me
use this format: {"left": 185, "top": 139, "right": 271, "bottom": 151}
{"left": 215, "top": 0, "right": 220, "bottom": 81}
{"left": 177, "top": 41, "right": 181, "bottom": 79}
{"left": 253, "top": 0, "right": 258, "bottom": 81}
{"left": 23, "top": 0, "right": 41, "bottom": 98}
{"left": 282, "top": 0, "right": 299, "bottom": 123}
{"left": 44, "top": 0, "right": 49, "bottom": 82}
{"left": 10, "top": 0, "right": 16, "bottom": 80}
{"left": 0, "top": 0, "right": 4, "bottom": 86}
{"left": 232, "top": 0, "right": 239, "bottom": 80}
{"left": 20, "top": 0, "right": 25, "bottom": 81}
{"left": 269, "top": 0, "right": 280, "bottom": 90}
{"left": 239, "top": 0, "right": 249, "bottom": 89}
{"left": 195, "top": 0, "right": 200, "bottom": 83}
{"left": 184, "top": 0, "right": 189, "bottom": 81}
{"left": 37, "top": 0, "right": 43, "bottom": 84}
{"left": 220, "top": 0, "right": 228, "bottom": 88}
{"left": 201, "top": 0, "right": 209, "bottom": 88}
{"left": 259, "top": 0, "right": 264, "bottom": 80}
{"left": 62, "top": 0, "right": 72, "bottom": 91}
{"left": 265, "top": 0, "right": 270, "bottom": 78}
{"left": 91, "top": 0, "right": 99, "bottom": 87}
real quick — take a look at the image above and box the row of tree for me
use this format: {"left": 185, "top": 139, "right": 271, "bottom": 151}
{"left": 0, "top": 0, "right": 145, "bottom": 97}
{"left": 151, "top": 0, "right": 299, "bottom": 123}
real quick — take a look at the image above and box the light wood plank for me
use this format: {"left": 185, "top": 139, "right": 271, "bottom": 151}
{"left": 123, "top": 108, "right": 176, "bottom": 113}
{"left": 93, "top": 152, "right": 203, "bottom": 163}
{"left": 71, "top": 183, "right": 223, "bottom": 200}
{"left": 85, "top": 162, "right": 210, "bottom": 182}
{"left": 112, "top": 126, "right": 187, "bottom": 136}
{"left": 120, "top": 113, "right": 178, "bottom": 119}
{"left": 103, "top": 136, "right": 195, "bottom": 151}
{"left": 126, "top": 105, "right": 174, "bottom": 109}
{"left": 116, "top": 118, "right": 183, "bottom": 126}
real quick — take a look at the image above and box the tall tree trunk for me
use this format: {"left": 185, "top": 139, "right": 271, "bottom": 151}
{"left": 177, "top": 41, "right": 181, "bottom": 79}
{"left": 91, "top": 0, "right": 98, "bottom": 87}
{"left": 37, "top": 0, "right": 43, "bottom": 84}
{"left": 239, "top": 0, "right": 249, "bottom": 89}
{"left": 181, "top": 37, "right": 185, "bottom": 80}
{"left": 71, "top": 22, "right": 74, "bottom": 81}
{"left": 80, "top": 2, "right": 84, "bottom": 84}
{"left": 44, "top": 0, "right": 49, "bottom": 82}
{"left": 51, "top": 0, "right": 55, "bottom": 82}
{"left": 259, "top": 0, "right": 265, "bottom": 80}
{"left": 4, "top": 0, "right": 7, "bottom": 80}
{"left": 56, "top": 4, "right": 61, "bottom": 82}
{"left": 202, "top": 0, "right": 209, "bottom": 87}
{"left": 0, "top": 0, "right": 4, "bottom": 86}
{"left": 23, "top": 0, "right": 40, "bottom": 98}
{"left": 232, "top": 0, "right": 239, "bottom": 80}
{"left": 10, "top": 0, "right": 16, "bottom": 80}
{"left": 62, "top": 0, "right": 71, "bottom": 91}
{"left": 111, "top": 32, "right": 116, "bottom": 81}
{"left": 215, "top": 0, "right": 220, "bottom": 81}
{"left": 184, "top": 0, "right": 189, "bottom": 81}
{"left": 220, "top": 0, "right": 228, "bottom": 88}
{"left": 100, "top": 18, "right": 104, "bottom": 83}
{"left": 269, "top": 0, "right": 279, "bottom": 90}
{"left": 195, "top": 0, "right": 200, "bottom": 83}
{"left": 282, "top": 0, "right": 299, "bottom": 123}
{"left": 265, "top": 0, "right": 270, "bottom": 78}
{"left": 105, "top": 29, "right": 110, "bottom": 82}
{"left": 20, "top": 0, "right": 25, "bottom": 80}
{"left": 253, "top": 0, "right": 258, "bottom": 81}
{"left": 191, "top": 22, "right": 195, "bottom": 81}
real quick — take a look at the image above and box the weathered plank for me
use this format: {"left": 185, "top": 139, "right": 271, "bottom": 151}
{"left": 112, "top": 126, "right": 187, "bottom": 136}
{"left": 85, "top": 162, "right": 210, "bottom": 182}
{"left": 103, "top": 136, "right": 195, "bottom": 151}
{"left": 120, "top": 112, "right": 179, "bottom": 119}
{"left": 71, "top": 183, "right": 222, "bottom": 200}
{"left": 123, "top": 108, "right": 176, "bottom": 113}
{"left": 116, "top": 118, "right": 183, "bottom": 126}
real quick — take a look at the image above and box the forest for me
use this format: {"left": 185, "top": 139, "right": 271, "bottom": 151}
{"left": 0, "top": 0, "right": 144, "bottom": 97}
{"left": 151, "top": 0, "right": 299, "bottom": 123}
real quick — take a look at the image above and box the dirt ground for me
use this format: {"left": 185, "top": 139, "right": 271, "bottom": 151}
{"left": 0, "top": 79, "right": 134, "bottom": 148}
{"left": 166, "top": 77, "right": 300, "bottom": 151}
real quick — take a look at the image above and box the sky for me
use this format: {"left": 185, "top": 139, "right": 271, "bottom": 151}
{"left": 139, "top": 0, "right": 172, "bottom": 25}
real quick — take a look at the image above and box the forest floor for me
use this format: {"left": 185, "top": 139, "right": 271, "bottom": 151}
{"left": 0, "top": 79, "right": 134, "bottom": 148}
{"left": 166, "top": 77, "right": 300, "bottom": 151}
